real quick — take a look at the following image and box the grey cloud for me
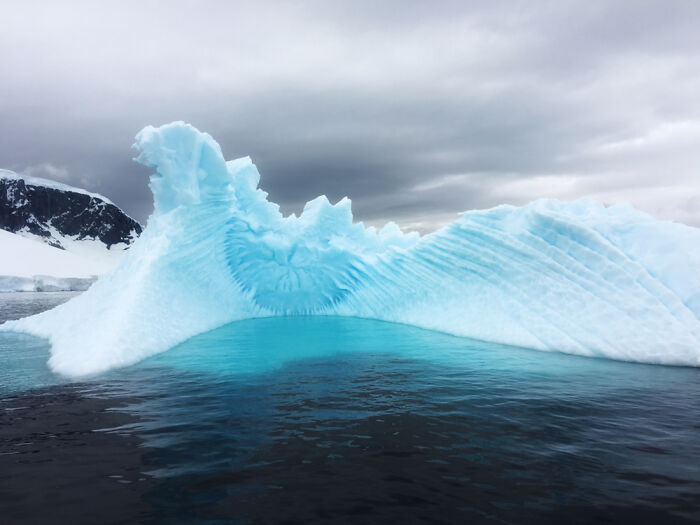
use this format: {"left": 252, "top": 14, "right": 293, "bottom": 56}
{"left": 1, "top": 1, "right": 699, "bottom": 231}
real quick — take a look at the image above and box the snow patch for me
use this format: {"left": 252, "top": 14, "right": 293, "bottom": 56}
{"left": 0, "top": 169, "right": 114, "bottom": 204}
{"left": 0, "top": 229, "right": 110, "bottom": 291}
{"left": 0, "top": 229, "right": 108, "bottom": 278}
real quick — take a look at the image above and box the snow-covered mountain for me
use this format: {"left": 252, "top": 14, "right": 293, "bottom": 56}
{"left": 0, "top": 169, "right": 142, "bottom": 291}
{"left": 0, "top": 169, "right": 141, "bottom": 250}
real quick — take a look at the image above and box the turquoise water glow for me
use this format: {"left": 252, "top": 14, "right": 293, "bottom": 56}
{"left": 2, "top": 303, "right": 700, "bottom": 522}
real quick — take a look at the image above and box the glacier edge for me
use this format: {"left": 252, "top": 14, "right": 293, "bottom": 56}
{"left": 3, "top": 121, "right": 700, "bottom": 376}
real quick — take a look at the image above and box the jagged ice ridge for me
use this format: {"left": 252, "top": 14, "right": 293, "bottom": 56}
{"left": 3, "top": 122, "right": 700, "bottom": 376}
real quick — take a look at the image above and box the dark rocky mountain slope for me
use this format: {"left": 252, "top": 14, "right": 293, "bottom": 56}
{"left": 0, "top": 170, "right": 141, "bottom": 249}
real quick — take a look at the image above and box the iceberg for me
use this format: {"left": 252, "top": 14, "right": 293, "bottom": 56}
{"left": 4, "top": 122, "right": 700, "bottom": 376}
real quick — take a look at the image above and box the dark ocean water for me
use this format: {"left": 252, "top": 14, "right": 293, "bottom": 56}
{"left": 1, "top": 293, "right": 700, "bottom": 524}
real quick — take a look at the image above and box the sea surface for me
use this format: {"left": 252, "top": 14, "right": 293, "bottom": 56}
{"left": 1, "top": 293, "right": 700, "bottom": 524}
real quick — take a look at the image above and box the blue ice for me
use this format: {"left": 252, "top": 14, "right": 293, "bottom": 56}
{"left": 3, "top": 122, "right": 700, "bottom": 376}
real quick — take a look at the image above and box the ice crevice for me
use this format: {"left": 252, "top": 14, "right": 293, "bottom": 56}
{"left": 3, "top": 121, "right": 700, "bottom": 376}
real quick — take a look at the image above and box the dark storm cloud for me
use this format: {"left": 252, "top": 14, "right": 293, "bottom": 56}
{"left": 1, "top": 0, "right": 699, "bottom": 231}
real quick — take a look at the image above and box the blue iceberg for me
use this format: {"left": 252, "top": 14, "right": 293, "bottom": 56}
{"left": 4, "top": 122, "right": 700, "bottom": 376}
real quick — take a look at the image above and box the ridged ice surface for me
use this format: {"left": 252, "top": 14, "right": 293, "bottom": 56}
{"left": 4, "top": 122, "right": 700, "bottom": 376}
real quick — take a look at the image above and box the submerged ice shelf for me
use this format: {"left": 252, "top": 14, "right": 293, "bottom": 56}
{"left": 3, "top": 122, "right": 700, "bottom": 376}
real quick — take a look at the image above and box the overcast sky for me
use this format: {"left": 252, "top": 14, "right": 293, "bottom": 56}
{"left": 2, "top": 1, "right": 699, "bottom": 231}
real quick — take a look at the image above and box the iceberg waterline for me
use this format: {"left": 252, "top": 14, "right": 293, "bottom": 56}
{"left": 3, "top": 122, "right": 700, "bottom": 376}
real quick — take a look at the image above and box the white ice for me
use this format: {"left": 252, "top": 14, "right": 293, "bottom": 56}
{"left": 0, "top": 229, "right": 107, "bottom": 291}
{"left": 4, "top": 122, "right": 700, "bottom": 375}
